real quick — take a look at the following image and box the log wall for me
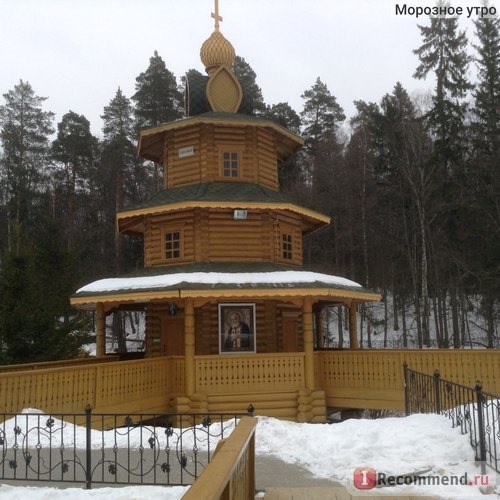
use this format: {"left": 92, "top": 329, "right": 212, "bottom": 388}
{"left": 163, "top": 123, "right": 279, "bottom": 190}
{"left": 143, "top": 208, "right": 303, "bottom": 267}
{"left": 145, "top": 300, "right": 303, "bottom": 357}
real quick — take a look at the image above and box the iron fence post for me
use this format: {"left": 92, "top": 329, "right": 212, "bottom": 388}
{"left": 85, "top": 404, "right": 93, "bottom": 489}
{"left": 403, "top": 362, "right": 410, "bottom": 416}
{"left": 475, "top": 382, "right": 487, "bottom": 475}
{"left": 434, "top": 370, "right": 441, "bottom": 414}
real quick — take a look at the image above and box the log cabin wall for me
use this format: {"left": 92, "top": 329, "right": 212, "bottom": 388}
{"left": 163, "top": 124, "right": 279, "bottom": 190}
{"left": 144, "top": 211, "right": 195, "bottom": 267}
{"left": 205, "top": 209, "right": 271, "bottom": 263}
{"left": 145, "top": 300, "right": 303, "bottom": 357}
{"left": 145, "top": 302, "right": 185, "bottom": 357}
{"left": 143, "top": 209, "right": 303, "bottom": 267}
{"left": 145, "top": 303, "right": 163, "bottom": 357}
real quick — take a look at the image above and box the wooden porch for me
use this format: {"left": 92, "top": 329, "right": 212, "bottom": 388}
{"left": 0, "top": 349, "right": 498, "bottom": 419}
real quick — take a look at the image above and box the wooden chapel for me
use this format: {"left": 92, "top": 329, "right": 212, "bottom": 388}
{"left": 71, "top": 2, "right": 381, "bottom": 422}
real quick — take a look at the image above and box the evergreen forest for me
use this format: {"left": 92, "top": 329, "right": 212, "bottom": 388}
{"left": 0, "top": 13, "right": 498, "bottom": 363}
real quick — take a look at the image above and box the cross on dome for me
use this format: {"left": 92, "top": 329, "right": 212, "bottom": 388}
{"left": 211, "top": 0, "right": 223, "bottom": 31}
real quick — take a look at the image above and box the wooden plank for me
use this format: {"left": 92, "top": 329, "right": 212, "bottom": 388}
{"left": 182, "top": 416, "right": 256, "bottom": 500}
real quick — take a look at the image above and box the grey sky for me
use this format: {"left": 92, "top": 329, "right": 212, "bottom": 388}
{"left": 0, "top": 0, "right": 490, "bottom": 136}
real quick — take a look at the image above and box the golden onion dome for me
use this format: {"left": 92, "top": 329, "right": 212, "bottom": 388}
{"left": 200, "top": 30, "right": 236, "bottom": 74}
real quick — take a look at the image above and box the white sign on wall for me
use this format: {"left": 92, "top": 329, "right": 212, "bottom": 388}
{"left": 178, "top": 146, "right": 195, "bottom": 158}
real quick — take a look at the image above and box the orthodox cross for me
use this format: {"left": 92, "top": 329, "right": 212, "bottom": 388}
{"left": 212, "top": 0, "right": 223, "bottom": 30}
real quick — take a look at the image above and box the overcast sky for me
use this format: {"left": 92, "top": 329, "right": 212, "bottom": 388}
{"left": 0, "top": 0, "right": 493, "bottom": 136}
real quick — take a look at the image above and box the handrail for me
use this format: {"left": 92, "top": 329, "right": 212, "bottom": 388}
{"left": 0, "top": 354, "right": 121, "bottom": 373}
{"left": 182, "top": 416, "right": 256, "bottom": 500}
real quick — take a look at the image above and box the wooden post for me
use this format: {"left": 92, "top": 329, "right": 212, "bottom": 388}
{"left": 303, "top": 297, "right": 315, "bottom": 389}
{"left": 96, "top": 303, "right": 106, "bottom": 357}
{"left": 349, "top": 302, "right": 359, "bottom": 349}
{"left": 184, "top": 298, "right": 195, "bottom": 396}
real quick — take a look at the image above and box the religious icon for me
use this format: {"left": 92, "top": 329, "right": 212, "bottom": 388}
{"left": 219, "top": 303, "right": 256, "bottom": 354}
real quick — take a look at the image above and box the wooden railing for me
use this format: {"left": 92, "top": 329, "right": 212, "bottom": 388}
{"left": 182, "top": 416, "right": 256, "bottom": 500}
{"left": 315, "top": 349, "right": 500, "bottom": 410}
{"left": 1, "top": 349, "right": 498, "bottom": 417}
{"left": 195, "top": 353, "right": 305, "bottom": 394}
{"left": 0, "top": 354, "right": 120, "bottom": 373}
{"left": 0, "top": 357, "right": 172, "bottom": 415}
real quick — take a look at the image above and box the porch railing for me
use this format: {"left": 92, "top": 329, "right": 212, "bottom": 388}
{"left": 0, "top": 407, "right": 248, "bottom": 489}
{"left": 315, "top": 349, "right": 500, "bottom": 410}
{"left": 195, "top": 353, "right": 305, "bottom": 393}
{"left": 404, "top": 364, "right": 500, "bottom": 474}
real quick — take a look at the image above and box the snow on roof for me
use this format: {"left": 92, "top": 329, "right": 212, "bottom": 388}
{"left": 76, "top": 270, "right": 363, "bottom": 295}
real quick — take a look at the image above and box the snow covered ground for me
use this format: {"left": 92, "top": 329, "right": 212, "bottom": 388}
{"left": 0, "top": 412, "right": 498, "bottom": 499}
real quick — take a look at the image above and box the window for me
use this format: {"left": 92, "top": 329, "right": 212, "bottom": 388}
{"left": 282, "top": 234, "right": 293, "bottom": 260}
{"left": 222, "top": 151, "right": 239, "bottom": 177}
{"left": 165, "top": 231, "right": 181, "bottom": 260}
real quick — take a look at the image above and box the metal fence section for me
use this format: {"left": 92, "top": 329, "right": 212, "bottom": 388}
{"left": 0, "top": 406, "right": 253, "bottom": 489}
{"left": 404, "top": 363, "right": 499, "bottom": 474}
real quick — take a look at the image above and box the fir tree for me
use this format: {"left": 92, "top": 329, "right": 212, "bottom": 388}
{"left": 0, "top": 217, "right": 91, "bottom": 364}
{"left": 472, "top": 11, "right": 500, "bottom": 156}
{"left": 413, "top": 5, "right": 472, "bottom": 165}
{"left": 468, "top": 10, "right": 500, "bottom": 347}
{"left": 413, "top": 7, "right": 472, "bottom": 346}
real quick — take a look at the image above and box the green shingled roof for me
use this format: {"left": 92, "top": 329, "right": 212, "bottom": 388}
{"left": 119, "top": 182, "right": 302, "bottom": 214}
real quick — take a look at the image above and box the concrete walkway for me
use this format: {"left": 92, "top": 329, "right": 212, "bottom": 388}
{"left": 256, "top": 455, "right": 343, "bottom": 490}
{"left": 255, "top": 456, "right": 436, "bottom": 500}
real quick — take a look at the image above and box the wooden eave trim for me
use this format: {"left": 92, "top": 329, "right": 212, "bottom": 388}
{"left": 138, "top": 116, "right": 304, "bottom": 147}
{"left": 117, "top": 201, "right": 331, "bottom": 226}
{"left": 70, "top": 287, "right": 381, "bottom": 309}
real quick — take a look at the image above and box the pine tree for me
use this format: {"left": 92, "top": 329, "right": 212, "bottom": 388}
{"left": 0, "top": 80, "right": 54, "bottom": 256}
{"left": 300, "top": 77, "right": 345, "bottom": 156}
{"left": 265, "top": 102, "right": 303, "bottom": 192}
{"left": 100, "top": 89, "right": 140, "bottom": 353}
{"left": 300, "top": 79, "right": 345, "bottom": 275}
{"left": 233, "top": 56, "right": 266, "bottom": 115}
{"left": 265, "top": 102, "right": 301, "bottom": 133}
{"left": 51, "top": 111, "right": 98, "bottom": 251}
{"left": 132, "top": 51, "right": 183, "bottom": 130}
{"left": 100, "top": 88, "right": 137, "bottom": 273}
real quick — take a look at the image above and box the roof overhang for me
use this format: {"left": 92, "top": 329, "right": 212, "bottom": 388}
{"left": 71, "top": 266, "right": 381, "bottom": 310}
{"left": 117, "top": 201, "right": 330, "bottom": 236}
{"left": 137, "top": 113, "right": 304, "bottom": 164}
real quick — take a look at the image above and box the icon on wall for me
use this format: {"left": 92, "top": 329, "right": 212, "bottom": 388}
{"left": 219, "top": 303, "right": 256, "bottom": 354}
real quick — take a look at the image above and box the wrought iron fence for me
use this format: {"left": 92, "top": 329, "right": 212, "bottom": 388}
{"left": 403, "top": 363, "right": 499, "bottom": 474}
{"left": 0, "top": 405, "right": 253, "bottom": 489}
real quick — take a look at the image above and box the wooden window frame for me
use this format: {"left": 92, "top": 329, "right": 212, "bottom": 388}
{"left": 219, "top": 147, "right": 244, "bottom": 179}
{"left": 162, "top": 228, "right": 183, "bottom": 262}
{"left": 282, "top": 233, "right": 293, "bottom": 260}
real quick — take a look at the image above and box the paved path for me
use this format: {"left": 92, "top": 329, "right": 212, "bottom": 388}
{"left": 256, "top": 455, "right": 342, "bottom": 490}
{"left": 261, "top": 487, "right": 435, "bottom": 499}
{"left": 255, "top": 455, "right": 436, "bottom": 500}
